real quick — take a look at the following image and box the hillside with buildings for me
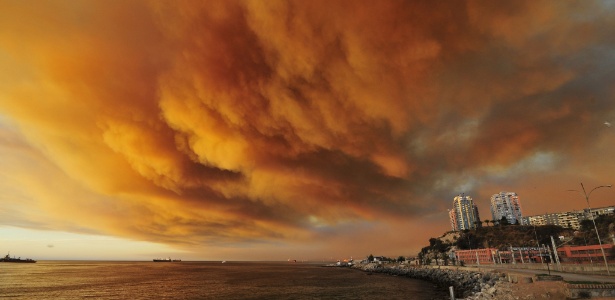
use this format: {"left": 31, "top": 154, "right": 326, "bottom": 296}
{"left": 418, "top": 224, "right": 574, "bottom": 265}
{"left": 426, "top": 191, "right": 615, "bottom": 266}
{"left": 418, "top": 214, "right": 615, "bottom": 266}
{"left": 447, "top": 191, "right": 615, "bottom": 231}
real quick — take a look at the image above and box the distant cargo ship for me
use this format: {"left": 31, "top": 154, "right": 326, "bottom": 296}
{"left": 153, "top": 258, "right": 181, "bottom": 262}
{"left": 1, "top": 253, "right": 36, "bottom": 263}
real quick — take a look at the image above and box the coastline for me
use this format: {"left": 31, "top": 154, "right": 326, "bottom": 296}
{"left": 351, "top": 262, "right": 573, "bottom": 299}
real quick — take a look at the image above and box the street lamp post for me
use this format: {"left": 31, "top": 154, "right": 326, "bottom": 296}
{"left": 568, "top": 183, "right": 612, "bottom": 275}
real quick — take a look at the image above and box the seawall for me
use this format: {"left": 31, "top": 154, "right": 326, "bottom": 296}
{"left": 352, "top": 263, "right": 512, "bottom": 299}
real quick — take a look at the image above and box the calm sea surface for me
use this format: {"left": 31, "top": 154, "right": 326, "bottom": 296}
{"left": 0, "top": 261, "right": 447, "bottom": 299}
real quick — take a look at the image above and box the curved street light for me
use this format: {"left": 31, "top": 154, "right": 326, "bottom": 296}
{"left": 567, "top": 183, "right": 612, "bottom": 275}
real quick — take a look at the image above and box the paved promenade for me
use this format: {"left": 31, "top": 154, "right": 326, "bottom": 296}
{"left": 463, "top": 264, "right": 615, "bottom": 283}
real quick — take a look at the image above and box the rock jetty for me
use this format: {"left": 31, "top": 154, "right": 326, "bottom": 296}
{"left": 353, "top": 263, "right": 515, "bottom": 299}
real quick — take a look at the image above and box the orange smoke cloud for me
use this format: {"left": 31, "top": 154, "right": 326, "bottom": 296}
{"left": 1, "top": 0, "right": 614, "bottom": 255}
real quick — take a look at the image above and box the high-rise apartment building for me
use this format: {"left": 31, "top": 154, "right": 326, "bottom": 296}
{"left": 584, "top": 206, "right": 615, "bottom": 219}
{"left": 523, "top": 213, "right": 560, "bottom": 227}
{"left": 558, "top": 212, "right": 583, "bottom": 230}
{"left": 490, "top": 192, "right": 523, "bottom": 225}
{"left": 449, "top": 194, "right": 480, "bottom": 231}
{"left": 522, "top": 206, "right": 615, "bottom": 230}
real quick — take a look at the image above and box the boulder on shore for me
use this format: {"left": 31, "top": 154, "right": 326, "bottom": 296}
{"left": 352, "top": 263, "right": 513, "bottom": 299}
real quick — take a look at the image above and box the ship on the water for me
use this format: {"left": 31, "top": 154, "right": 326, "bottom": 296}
{"left": 153, "top": 257, "right": 181, "bottom": 262}
{"left": 1, "top": 253, "right": 36, "bottom": 263}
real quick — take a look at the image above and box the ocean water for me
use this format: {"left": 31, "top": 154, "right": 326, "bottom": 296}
{"left": 0, "top": 261, "right": 447, "bottom": 299}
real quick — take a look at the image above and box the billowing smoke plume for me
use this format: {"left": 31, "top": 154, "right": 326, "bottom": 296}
{"left": 1, "top": 0, "right": 614, "bottom": 253}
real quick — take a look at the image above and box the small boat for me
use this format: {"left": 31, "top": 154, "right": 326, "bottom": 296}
{"left": 0, "top": 253, "right": 36, "bottom": 263}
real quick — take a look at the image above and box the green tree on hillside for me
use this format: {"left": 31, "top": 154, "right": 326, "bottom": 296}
{"left": 428, "top": 238, "right": 449, "bottom": 252}
{"left": 450, "top": 225, "right": 572, "bottom": 250}
{"left": 440, "top": 252, "right": 449, "bottom": 265}
{"left": 455, "top": 231, "right": 484, "bottom": 250}
{"left": 571, "top": 215, "right": 615, "bottom": 245}
{"left": 417, "top": 252, "right": 424, "bottom": 265}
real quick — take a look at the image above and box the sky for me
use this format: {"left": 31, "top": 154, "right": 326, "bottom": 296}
{"left": 1, "top": 0, "right": 615, "bottom": 261}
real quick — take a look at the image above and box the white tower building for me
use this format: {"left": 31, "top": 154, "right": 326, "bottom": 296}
{"left": 490, "top": 192, "right": 523, "bottom": 225}
{"left": 449, "top": 194, "right": 480, "bottom": 231}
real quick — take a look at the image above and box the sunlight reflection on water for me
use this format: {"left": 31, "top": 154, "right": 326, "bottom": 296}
{"left": 0, "top": 261, "right": 446, "bottom": 299}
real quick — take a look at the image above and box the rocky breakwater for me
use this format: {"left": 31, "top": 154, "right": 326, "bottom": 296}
{"left": 353, "top": 263, "right": 513, "bottom": 299}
